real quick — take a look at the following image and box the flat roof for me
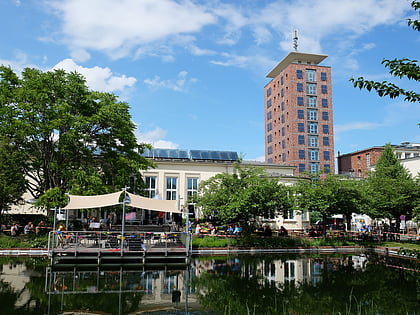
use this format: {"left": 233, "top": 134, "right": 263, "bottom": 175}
{"left": 142, "top": 148, "right": 239, "bottom": 162}
{"left": 266, "top": 51, "right": 328, "bottom": 78}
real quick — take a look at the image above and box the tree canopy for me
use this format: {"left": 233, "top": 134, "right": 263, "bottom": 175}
{"left": 196, "top": 164, "right": 293, "bottom": 225}
{"left": 0, "top": 136, "right": 27, "bottom": 212}
{"left": 294, "top": 174, "right": 365, "bottom": 233}
{"left": 365, "top": 144, "right": 418, "bottom": 224}
{"left": 0, "top": 66, "right": 154, "bottom": 210}
{"left": 350, "top": 1, "right": 420, "bottom": 103}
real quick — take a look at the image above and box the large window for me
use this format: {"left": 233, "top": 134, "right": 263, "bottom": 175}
{"left": 299, "top": 150, "right": 305, "bottom": 159}
{"left": 267, "top": 111, "right": 272, "bottom": 120}
{"left": 323, "top": 136, "right": 330, "bottom": 146}
{"left": 309, "top": 149, "right": 319, "bottom": 161}
{"left": 324, "top": 164, "right": 331, "bottom": 173}
{"left": 321, "top": 72, "right": 327, "bottom": 81}
{"left": 297, "top": 83, "right": 304, "bottom": 92}
{"left": 306, "top": 69, "right": 316, "bottom": 82}
{"left": 308, "top": 122, "right": 318, "bottom": 134}
{"left": 322, "top": 124, "right": 329, "bottom": 134}
{"left": 321, "top": 85, "right": 328, "bottom": 94}
{"left": 166, "top": 177, "right": 177, "bottom": 200}
{"left": 296, "top": 69, "right": 303, "bottom": 79}
{"left": 267, "top": 122, "right": 272, "bottom": 132}
{"left": 266, "top": 87, "right": 272, "bottom": 97}
{"left": 298, "top": 123, "right": 305, "bottom": 132}
{"left": 307, "top": 96, "right": 317, "bottom": 107}
{"left": 298, "top": 135, "right": 305, "bottom": 145}
{"left": 323, "top": 151, "right": 330, "bottom": 160}
{"left": 267, "top": 99, "right": 272, "bottom": 108}
{"left": 187, "top": 178, "right": 198, "bottom": 200}
{"left": 145, "top": 176, "right": 157, "bottom": 198}
{"left": 298, "top": 163, "right": 305, "bottom": 173}
{"left": 322, "top": 111, "right": 329, "bottom": 120}
{"left": 267, "top": 134, "right": 272, "bottom": 143}
{"left": 297, "top": 109, "right": 304, "bottom": 119}
{"left": 321, "top": 98, "right": 328, "bottom": 108}
{"left": 297, "top": 96, "right": 304, "bottom": 106}
{"left": 267, "top": 146, "right": 272, "bottom": 154}
{"left": 309, "top": 135, "right": 318, "bottom": 147}
{"left": 284, "top": 209, "right": 294, "bottom": 220}
{"left": 307, "top": 83, "right": 316, "bottom": 94}
{"left": 307, "top": 109, "right": 317, "bottom": 121}
{"left": 309, "top": 163, "right": 319, "bottom": 174}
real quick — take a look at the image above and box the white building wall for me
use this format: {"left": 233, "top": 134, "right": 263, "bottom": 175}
{"left": 141, "top": 160, "right": 308, "bottom": 231}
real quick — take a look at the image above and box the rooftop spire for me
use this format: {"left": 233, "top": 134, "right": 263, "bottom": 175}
{"left": 293, "top": 30, "right": 298, "bottom": 51}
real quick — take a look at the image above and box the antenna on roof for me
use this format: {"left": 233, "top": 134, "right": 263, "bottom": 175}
{"left": 293, "top": 30, "right": 298, "bottom": 51}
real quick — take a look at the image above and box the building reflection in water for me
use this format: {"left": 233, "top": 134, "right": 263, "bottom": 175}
{"left": 42, "top": 254, "right": 376, "bottom": 314}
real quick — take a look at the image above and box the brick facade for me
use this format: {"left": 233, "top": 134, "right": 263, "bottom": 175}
{"left": 264, "top": 52, "right": 335, "bottom": 175}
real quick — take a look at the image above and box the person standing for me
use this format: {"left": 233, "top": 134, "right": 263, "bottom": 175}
{"left": 106, "top": 215, "right": 112, "bottom": 231}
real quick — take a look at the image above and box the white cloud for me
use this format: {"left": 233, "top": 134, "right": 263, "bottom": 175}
{"left": 49, "top": 0, "right": 216, "bottom": 59}
{"left": 143, "top": 71, "right": 198, "bottom": 92}
{"left": 0, "top": 51, "right": 41, "bottom": 74}
{"left": 52, "top": 59, "right": 137, "bottom": 92}
{"left": 210, "top": 53, "right": 250, "bottom": 68}
{"left": 335, "top": 121, "right": 383, "bottom": 133}
{"left": 42, "top": 0, "right": 413, "bottom": 68}
{"left": 70, "top": 49, "right": 91, "bottom": 63}
{"left": 136, "top": 126, "right": 178, "bottom": 149}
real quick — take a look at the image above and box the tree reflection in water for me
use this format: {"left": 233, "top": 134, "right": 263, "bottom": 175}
{"left": 191, "top": 254, "right": 419, "bottom": 315}
{"left": 0, "top": 254, "right": 418, "bottom": 315}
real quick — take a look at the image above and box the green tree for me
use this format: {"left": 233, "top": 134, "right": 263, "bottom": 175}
{"left": 365, "top": 143, "right": 418, "bottom": 228}
{"left": 0, "top": 136, "right": 27, "bottom": 215}
{"left": 294, "top": 174, "right": 365, "bottom": 234}
{"left": 350, "top": 1, "right": 420, "bottom": 103}
{"left": 196, "top": 164, "right": 293, "bottom": 226}
{"left": 0, "top": 66, "right": 154, "bottom": 209}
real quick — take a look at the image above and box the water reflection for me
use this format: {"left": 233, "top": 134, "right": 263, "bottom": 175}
{"left": 0, "top": 254, "right": 418, "bottom": 315}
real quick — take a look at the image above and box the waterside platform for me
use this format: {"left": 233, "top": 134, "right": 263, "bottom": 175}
{"left": 48, "top": 231, "right": 190, "bottom": 266}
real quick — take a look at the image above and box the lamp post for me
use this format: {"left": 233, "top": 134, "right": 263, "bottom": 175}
{"left": 121, "top": 186, "right": 130, "bottom": 255}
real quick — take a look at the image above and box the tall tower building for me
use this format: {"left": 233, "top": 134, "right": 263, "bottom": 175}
{"left": 264, "top": 52, "right": 335, "bottom": 175}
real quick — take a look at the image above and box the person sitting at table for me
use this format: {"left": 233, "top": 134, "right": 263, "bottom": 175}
{"left": 279, "top": 226, "right": 288, "bottom": 237}
{"left": 233, "top": 224, "right": 242, "bottom": 235}
{"left": 36, "top": 221, "right": 45, "bottom": 235}
{"left": 24, "top": 222, "right": 34, "bottom": 234}
{"left": 264, "top": 225, "right": 272, "bottom": 237}
{"left": 195, "top": 223, "right": 201, "bottom": 235}
{"left": 11, "top": 223, "right": 19, "bottom": 237}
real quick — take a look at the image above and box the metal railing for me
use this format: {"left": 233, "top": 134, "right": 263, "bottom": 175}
{"left": 48, "top": 230, "right": 189, "bottom": 255}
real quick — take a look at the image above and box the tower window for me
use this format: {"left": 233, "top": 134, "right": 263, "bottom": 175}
{"left": 297, "top": 83, "right": 304, "bottom": 92}
{"left": 307, "top": 83, "right": 316, "bottom": 94}
{"left": 298, "top": 123, "right": 304, "bottom": 132}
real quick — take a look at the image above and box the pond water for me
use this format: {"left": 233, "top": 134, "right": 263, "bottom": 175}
{"left": 0, "top": 253, "right": 418, "bottom": 315}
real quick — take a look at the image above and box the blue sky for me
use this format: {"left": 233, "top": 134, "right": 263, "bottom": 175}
{"left": 1, "top": 0, "right": 419, "bottom": 163}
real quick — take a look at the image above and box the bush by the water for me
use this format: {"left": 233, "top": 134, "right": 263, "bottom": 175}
{"left": 192, "top": 235, "right": 356, "bottom": 248}
{"left": 0, "top": 234, "right": 48, "bottom": 248}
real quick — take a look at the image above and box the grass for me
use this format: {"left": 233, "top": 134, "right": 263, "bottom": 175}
{"left": 191, "top": 234, "right": 420, "bottom": 252}
{"left": 0, "top": 233, "right": 48, "bottom": 249}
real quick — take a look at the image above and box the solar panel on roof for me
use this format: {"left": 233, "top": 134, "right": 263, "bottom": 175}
{"left": 143, "top": 149, "right": 238, "bottom": 161}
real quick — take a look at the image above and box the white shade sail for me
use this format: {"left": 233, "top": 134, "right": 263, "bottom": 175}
{"left": 62, "top": 191, "right": 180, "bottom": 213}
{"left": 127, "top": 192, "right": 180, "bottom": 213}
{"left": 63, "top": 191, "right": 123, "bottom": 210}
